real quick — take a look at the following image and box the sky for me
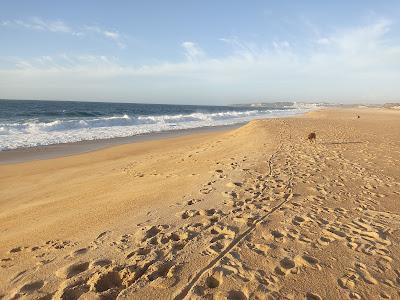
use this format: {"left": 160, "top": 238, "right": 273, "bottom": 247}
{"left": 0, "top": 1, "right": 400, "bottom": 105}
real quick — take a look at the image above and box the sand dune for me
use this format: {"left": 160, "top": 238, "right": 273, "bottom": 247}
{"left": 0, "top": 108, "right": 399, "bottom": 299}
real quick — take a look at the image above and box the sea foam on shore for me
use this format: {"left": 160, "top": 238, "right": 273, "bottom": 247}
{"left": 0, "top": 100, "right": 319, "bottom": 150}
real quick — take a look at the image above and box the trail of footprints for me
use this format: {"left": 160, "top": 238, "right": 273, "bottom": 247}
{"left": 2, "top": 122, "right": 400, "bottom": 299}
{"left": 1, "top": 139, "right": 282, "bottom": 299}
{"left": 180, "top": 128, "right": 400, "bottom": 299}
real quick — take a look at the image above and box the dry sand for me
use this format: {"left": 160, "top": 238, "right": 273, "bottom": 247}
{"left": 0, "top": 108, "right": 399, "bottom": 300}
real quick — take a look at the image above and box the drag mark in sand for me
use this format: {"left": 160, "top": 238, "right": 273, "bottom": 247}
{"left": 173, "top": 141, "right": 294, "bottom": 300}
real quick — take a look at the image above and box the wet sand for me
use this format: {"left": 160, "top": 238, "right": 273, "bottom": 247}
{"left": 0, "top": 124, "right": 242, "bottom": 165}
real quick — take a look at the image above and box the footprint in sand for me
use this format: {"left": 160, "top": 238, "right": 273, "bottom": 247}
{"left": 19, "top": 280, "right": 45, "bottom": 294}
{"left": 246, "top": 242, "right": 270, "bottom": 256}
{"left": 222, "top": 191, "right": 238, "bottom": 199}
{"left": 180, "top": 209, "right": 200, "bottom": 219}
{"left": 9, "top": 280, "right": 45, "bottom": 300}
{"left": 338, "top": 271, "right": 359, "bottom": 290}
{"left": 89, "top": 270, "right": 125, "bottom": 293}
{"left": 184, "top": 221, "right": 209, "bottom": 233}
{"left": 302, "top": 255, "right": 319, "bottom": 266}
{"left": 8, "top": 246, "right": 24, "bottom": 254}
{"left": 226, "top": 181, "right": 243, "bottom": 188}
{"left": 205, "top": 272, "right": 223, "bottom": 289}
{"left": 142, "top": 224, "right": 170, "bottom": 241}
{"left": 186, "top": 198, "right": 202, "bottom": 206}
{"left": 126, "top": 246, "right": 151, "bottom": 259}
{"left": 349, "top": 292, "right": 362, "bottom": 299}
{"left": 275, "top": 257, "right": 297, "bottom": 276}
{"left": 146, "top": 260, "right": 176, "bottom": 282}
{"left": 95, "top": 230, "right": 111, "bottom": 242}
{"left": 270, "top": 229, "right": 286, "bottom": 242}
{"left": 56, "top": 261, "right": 90, "bottom": 279}
{"left": 205, "top": 225, "right": 237, "bottom": 254}
{"left": 306, "top": 292, "right": 322, "bottom": 300}
{"left": 46, "top": 239, "right": 75, "bottom": 250}
{"left": 54, "top": 279, "right": 90, "bottom": 299}
{"left": 292, "top": 215, "right": 310, "bottom": 226}
{"left": 200, "top": 186, "right": 213, "bottom": 194}
{"left": 70, "top": 247, "right": 89, "bottom": 257}
{"left": 227, "top": 289, "right": 248, "bottom": 300}
{"left": 90, "top": 258, "right": 112, "bottom": 268}
{"left": 318, "top": 235, "right": 335, "bottom": 246}
{"left": 354, "top": 262, "right": 378, "bottom": 285}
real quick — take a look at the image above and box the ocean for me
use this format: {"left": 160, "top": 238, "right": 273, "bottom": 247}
{"left": 0, "top": 100, "right": 318, "bottom": 151}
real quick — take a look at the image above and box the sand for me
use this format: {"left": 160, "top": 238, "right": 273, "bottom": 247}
{"left": 0, "top": 108, "right": 399, "bottom": 299}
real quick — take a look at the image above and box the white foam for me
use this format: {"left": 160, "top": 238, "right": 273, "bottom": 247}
{"left": 0, "top": 109, "right": 307, "bottom": 150}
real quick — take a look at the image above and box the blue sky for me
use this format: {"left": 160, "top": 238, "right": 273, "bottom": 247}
{"left": 1, "top": 1, "right": 400, "bottom": 104}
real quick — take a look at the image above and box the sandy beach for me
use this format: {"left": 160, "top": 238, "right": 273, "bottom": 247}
{"left": 0, "top": 108, "right": 399, "bottom": 299}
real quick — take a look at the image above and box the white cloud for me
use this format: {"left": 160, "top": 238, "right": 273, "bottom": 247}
{"left": 31, "top": 17, "right": 72, "bottom": 33}
{"left": 219, "top": 37, "right": 259, "bottom": 59}
{"left": 14, "top": 60, "right": 34, "bottom": 69}
{"left": 316, "top": 38, "right": 331, "bottom": 45}
{"left": 272, "top": 40, "right": 291, "bottom": 52}
{"left": 1, "top": 18, "right": 126, "bottom": 48}
{"left": 3, "top": 17, "right": 73, "bottom": 33}
{"left": 323, "top": 19, "right": 391, "bottom": 53}
{"left": 181, "top": 42, "right": 205, "bottom": 61}
{"left": 10, "top": 54, "right": 118, "bottom": 71}
{"left": 0, "top": 20, "right": 399, "bottom": 104}
{"left": 85, "top": 26, "right": 126, "bottom": 49}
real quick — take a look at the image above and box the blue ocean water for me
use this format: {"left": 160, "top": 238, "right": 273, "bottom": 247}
{"left": 0, "top": 100, "right": 318, "bottom": 150}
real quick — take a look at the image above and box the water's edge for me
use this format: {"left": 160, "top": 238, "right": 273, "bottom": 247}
{"left": 0, "top": 123, "right": 242, "bottom": 165}
{"left": 0, "top": 100, "right": 318, "bottom": 150}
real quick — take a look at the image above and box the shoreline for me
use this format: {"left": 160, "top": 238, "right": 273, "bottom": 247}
{"left": 0, "top": 106, "right": 317, "bottom": 165}
{"left": 0, "top": 123, "right": 244, "bottom": 164}
{"left": 0, "top": 100, "right": 314, "bottom": 165}
{"left": 0, "top": 107, "right": 315, "bottom": 165}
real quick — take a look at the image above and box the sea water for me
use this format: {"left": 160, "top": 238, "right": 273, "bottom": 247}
{"left": 0, "top": 100, "right": 319, "bottom": 150}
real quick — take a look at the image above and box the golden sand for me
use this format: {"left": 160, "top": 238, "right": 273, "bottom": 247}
{"left": 0, "top": 108, "right": 399, "bottom": 299}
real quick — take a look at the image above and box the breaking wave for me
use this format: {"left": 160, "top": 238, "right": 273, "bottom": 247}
{"left": 0, "top": 101, "right": 321, "bottom": 150}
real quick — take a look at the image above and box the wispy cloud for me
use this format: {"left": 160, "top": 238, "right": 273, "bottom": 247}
{"left": 84, "top": 25, "right": 126, "bottom": 49}
{"left": 1, "top": 17, "right": 125, "bottom": 47}
{"left": 181, "top": 42, "right": 205, "bottom": 61}
{"left": 12, "top": 54, "right": 117, "bottom": 70}
{"left": 219, "top": 37, "right": 260, "bottom": 60}
{"left": 2, "top": 17, "right": 78, "bottom": 34}
{"left": 1, "top": 19, "right": 399, "bottom": 103}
